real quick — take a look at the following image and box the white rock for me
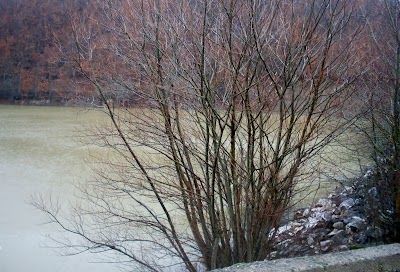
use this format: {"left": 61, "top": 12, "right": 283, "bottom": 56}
{"left": 343, "top": 186, "right": 354, "bottom": 193}
{"left": 302, "top": 208, "right": 311, "bottom": 217}
{"left": 338, "top": 245, "right": 349, "bottom": 251}
{"left": 320, "top": 240, "right": 333, "bottom": 252}
{"left": 293, "top": 226, "right": 304, "bottom": 234}
{"left": 328, "top": 229, "right": 344, "bottom": 237}
{"left": 290, "top": 222, "right": 303, "bottom": 228}
{"left": 276, "top": 225, "right": 290, "bottom": 235}
{"left": 306, "top": 217, "right": 319, "bottom": 229}
{"left": 364, "top": 169, "right": 373, "bottom": 178}
{"left": 269, "top": 251, "right": 277, "bottom": 258}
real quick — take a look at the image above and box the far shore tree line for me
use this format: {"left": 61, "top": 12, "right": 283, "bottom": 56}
{"left": 0, "top": 0, "right": 392, "bottom": 108}
{"left": 27, "top": 0, "right": 400, "bottom": 271}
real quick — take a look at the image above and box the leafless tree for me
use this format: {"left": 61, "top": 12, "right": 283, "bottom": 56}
{"left": 33, "top": 0, "right": 363, "bottom": 270}
{"left": 355, "top": 0, "right": 400, "bottom": 242}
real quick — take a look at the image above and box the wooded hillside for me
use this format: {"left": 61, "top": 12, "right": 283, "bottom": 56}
{"left": 0, "top": 0, "right": 95, "bottom": 105}
{"left": 0, "top": 0, "right": 392, "bottom": 107}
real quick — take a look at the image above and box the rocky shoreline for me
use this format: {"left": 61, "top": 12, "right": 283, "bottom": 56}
{"left": 270, "top": 181, "right": 387, "bottom": 259}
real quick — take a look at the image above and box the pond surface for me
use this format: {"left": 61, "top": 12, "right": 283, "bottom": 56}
{"left": 0, "top": 105, "right": 366, "bottom": 272}
{"left": 0, "top": 105, "right": 117, "bottom": 272}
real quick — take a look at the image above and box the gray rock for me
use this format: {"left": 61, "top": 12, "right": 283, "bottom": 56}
{"left": 330, "top": 194, "right": 348, "bottom": 206}
{"left": 320, "top": 240, "right": 333, "bottom": 252}
{"left": 346, "top": 216, "right": 367, "bottom": 233}
{"left": 333, "top": 208, "right": 341, "bottom": 215}
{"left": 338, "top": 245, "right": 349, "bottom": 251}
{"left": 294, "top": 209, "right": 305, "bottom": 220}
{"left": 365, "top": 226, "right": 384, "bottom": 240}
{"left": 307, "top": 236, "right": 314, "bottom": 246}
{"left": 339, "top": 198, "right": 355, "bottom": 210}
{"left": 341, "top": 208, "right": 360, "bottom": 218}
{"left": 345, "top": 226, "right": 353, "bottom": 234}
{"left": 343, "top": 185, "right": 354, "bottom": 193}
{"left": 306, "top": 216, "right": 320, "bottom": 229}
{"left": 316, "top": 198, "right": 332, "bottom": 209}
{"left": 333, "top": 221, "right": 344, "bottom": 230}
{"left": 347, "top": 235, "right": 354, "bottom": 244}
{"left": 309, "top": 233, "right": 317, "bottom": 239}
{"left": 311, "top": 207, "right": 324, "bottom": 213}
{"left": 290, "top": 245, "right": 305, "bottom": 255}
{"left": 368, "top": 187, "right": 377, "bottom": 197}
{"left": 329, "top": 230, "right": 346, "bottom": 244}
{"left": 270, "top": 188, "right": 377, "bottom": 259}
{"left": 357, "top": 232, "right": 368, "bottom": 244}
{"left": 328, "top": 229, "right": 344, "bottom": 237}
{"left": 277, "top": 239, "right": 291, "bottom": 248}
{"left": 269, "top": 251, "right": 277, "bottom": 258}
{"left": 343, "top": 217, "right": 352, "bottom": 224}
{"left": 322, "top": 212, "right": 332, "bottom": 222}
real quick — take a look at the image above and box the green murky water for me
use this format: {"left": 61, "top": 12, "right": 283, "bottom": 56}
{"left": 0, "top": 105, "right": 367, "bottom": 272}
{"left": 0, "top": 105, "right": 116, "bottom": 272}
